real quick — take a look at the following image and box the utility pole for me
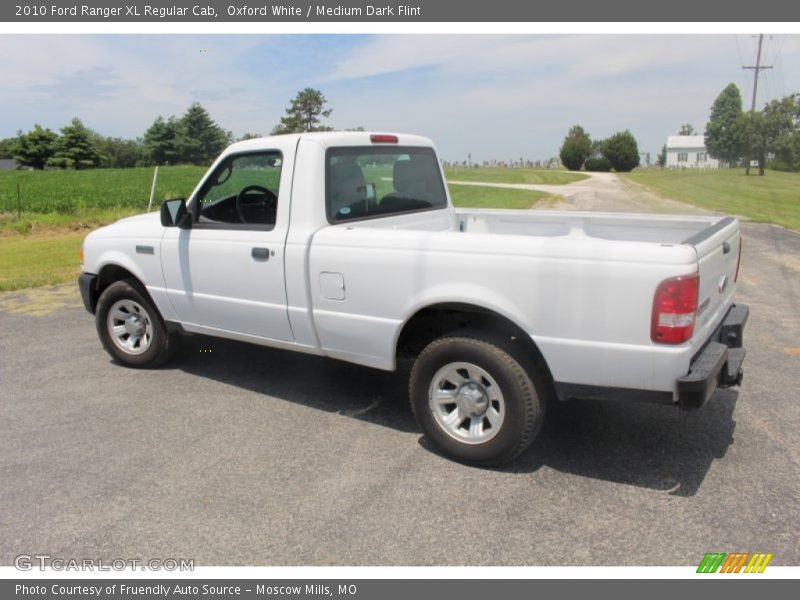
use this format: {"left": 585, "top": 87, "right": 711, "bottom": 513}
{"left": 742, "top": 34, "right": 772, "bottom": 175}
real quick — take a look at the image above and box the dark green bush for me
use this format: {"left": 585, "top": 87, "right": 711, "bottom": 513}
{"left": 584, "top": 157, "right": 612, "bottom": 172}
{"left": 602, "top": 131, "right": 641, "bottom": 172}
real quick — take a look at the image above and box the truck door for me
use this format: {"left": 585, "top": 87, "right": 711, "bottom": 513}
{"left": 160, "top": 144, "right": 294, "bottom": 342}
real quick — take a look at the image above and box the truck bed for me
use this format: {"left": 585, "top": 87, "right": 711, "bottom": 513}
{"left": 314, "top": 207, "right": 740, "bottom": 397}
{"left": 455, "top": 208, "right": 723, "bottom": 244}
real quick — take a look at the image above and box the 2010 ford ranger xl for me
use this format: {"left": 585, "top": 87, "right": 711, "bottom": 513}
{"left": 78, "top": 132, "right": 748, "bottom": 465}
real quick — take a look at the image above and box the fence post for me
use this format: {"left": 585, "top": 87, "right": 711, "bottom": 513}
{"left": 147, "top": 166, "right": 159, "bottom": 212}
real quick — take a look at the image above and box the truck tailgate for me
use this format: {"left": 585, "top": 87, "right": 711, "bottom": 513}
{"left": 685, "top": 217, "right": 741, "bottom": 350}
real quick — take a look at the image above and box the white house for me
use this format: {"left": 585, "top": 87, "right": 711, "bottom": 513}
{"left": 665, "top": 135, "right": 719, "bottom": 169}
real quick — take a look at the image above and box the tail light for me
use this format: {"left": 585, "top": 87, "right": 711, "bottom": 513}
{"left": 651, "top": 273, "right": 699, "bottom": 344}
{"left": 370, "top": 134, "right": 398, "bottom": 144}
{"left": 735, "top": 237, "right": 742, "bottom": 282}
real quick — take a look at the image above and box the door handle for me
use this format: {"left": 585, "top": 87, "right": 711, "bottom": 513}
{"left": 251, "top": 247, "right": 270, "bottom": 261}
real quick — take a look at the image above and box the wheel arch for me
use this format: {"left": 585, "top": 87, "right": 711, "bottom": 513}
{"left": 89, "top": 259, "right": 154, "bottom": 316}
{"left": 395, "top": 301, "right": 554, "bottom": 386}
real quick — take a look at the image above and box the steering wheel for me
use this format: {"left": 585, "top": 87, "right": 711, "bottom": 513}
{"left": 236, "top": 185, "right": 277, "bottom": 224}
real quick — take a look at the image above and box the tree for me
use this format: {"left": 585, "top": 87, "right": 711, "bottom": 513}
{"left": 679, "top": 124, "right": 696, "bottom": 135}
{"left": 0, "top": 137, "right": 17, "bottom": 159}
{"left": 272, "top": 88, "right": 333, "bottom": 135}
{"left": 737, "top": 94, "right": 800, "bottom": 176}
{"left": 763, "top": 94, "right": 800, "bottom": 172}
{"left": 657, "top": 144, "right": 667, "bottom": 167}
{"left": 559, "top": 125, "right": 592, "bottom": 171}
{"left": 97, "top": 136, "right": 144, "bottom": 168}
{"left": 589, "top": 138, "right": 605, "bottom": 158}
{"left": 705, "top": 83, "right": 746, "bottom": 166}
{"left": 602, "top": 130, "right": 640, "bottom": 172}
{"left": 47, "top": 118, "right": 101, "bottom": 170}
{"left": 14, "top": 125, "right": 58, "bottom": 169}
{"left": 238, "top": 132, "right": 262, "bottom": 141}
{"left": 739, "top": 111, "right": 771, "bottom": 176}
{"left": 143, "top": 116, "right": 182, "bottom": 165}
{"left": 177, "top": 102, "right": 229, "bottom": 165}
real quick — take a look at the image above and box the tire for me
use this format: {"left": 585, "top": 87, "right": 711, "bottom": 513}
{"left": 95, "top": 279, "right": 177, "bottom": 368}
{"left": 410, "top": 331, "right": 546, "bottom": 466}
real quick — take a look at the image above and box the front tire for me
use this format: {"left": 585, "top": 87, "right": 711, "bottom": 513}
{"left": 410, "top": 332, "right": 545, "bottom": 466}
{"left": 95, "top": 279, "right": 176, "bottom": 368}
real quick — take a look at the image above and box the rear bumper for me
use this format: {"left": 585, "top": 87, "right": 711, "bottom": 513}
{"left": 553, "top": 303, "right": 748, "bottom": 409}
{"left": 676, "top": 303, "right": 748, "bottom": 410}
{"left": 78, "top": 272, "right": 98, "bottom": 314}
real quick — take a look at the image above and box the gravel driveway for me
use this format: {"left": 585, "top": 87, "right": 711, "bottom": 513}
{"left": 450, "top": 171, "right": 712, "bottom": 213}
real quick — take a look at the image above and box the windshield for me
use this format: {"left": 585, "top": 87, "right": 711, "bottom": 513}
{"left": 326, "top": 146, "right": 448, "bottom": 222}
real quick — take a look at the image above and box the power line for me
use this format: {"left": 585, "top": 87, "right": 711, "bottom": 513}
{"left": 735, "top": 34, "right": 744, "bottom": 68}
{"left": 772, "top": 35, "right": 787, "bottom": 99}
{"left": 734, "top": 35, "right": 751, "bottom": 94}
{"left": 762, "top": 36, "right": 776, "bottom": 102}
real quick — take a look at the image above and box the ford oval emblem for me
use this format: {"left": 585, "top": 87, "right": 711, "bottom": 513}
{"left": 718, "top": 275, "right": 729, "bottom": 294}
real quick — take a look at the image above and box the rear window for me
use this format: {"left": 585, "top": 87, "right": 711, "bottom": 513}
{"left": 326, "top": 146, "right": 448, "bottom": 223}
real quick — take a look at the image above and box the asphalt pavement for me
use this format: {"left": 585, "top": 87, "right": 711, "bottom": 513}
{"left": 1, "top": 220, "right": 798, "bottom": 566}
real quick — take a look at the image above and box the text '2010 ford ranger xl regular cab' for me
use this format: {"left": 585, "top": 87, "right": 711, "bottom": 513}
{"left": 79, "top": 132, "right": 748, "bottom": 465}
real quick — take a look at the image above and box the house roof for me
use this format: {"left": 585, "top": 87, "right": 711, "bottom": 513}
{"left": 666, "top": 135, "right": 707, "bottom": 150}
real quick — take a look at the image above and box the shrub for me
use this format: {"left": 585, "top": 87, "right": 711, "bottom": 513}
{"left": 602, "top": 131, "right": 641, "bottom": 172}
{"left": 584, "top": 157, "right": 612, "bottom": 172}
{"left": 559, "top": 125, "right": 592, "bottom": 171}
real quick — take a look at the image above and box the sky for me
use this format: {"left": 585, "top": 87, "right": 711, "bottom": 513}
{"left": 1, "top": 34, "right": 799, "bottom": 163}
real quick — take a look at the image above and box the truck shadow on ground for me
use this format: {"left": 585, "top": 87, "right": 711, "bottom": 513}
{"left": 174, "top": 334, "right": 737, "bottom": 498}
{"left": 174, "top": 334, "right": 419, "bottom": 432}
{"left": 503, "top": 389, "right": 738, "bottom": 497}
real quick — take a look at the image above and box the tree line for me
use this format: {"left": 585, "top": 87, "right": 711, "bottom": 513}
{"left": 5, "top": 103, "right": 230, "bottom": 170}
{"left": 1, "top": 88, "right": 348, "bottom": 170}
{"left": 559, "top": 127, "right": 641, "bottom": 172}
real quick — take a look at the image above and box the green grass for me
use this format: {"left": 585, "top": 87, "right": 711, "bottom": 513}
{"left": 0, "top": 232, "right": 85, "bottom": 291}
{"left": 448, "top": 183, "right": 550, "bottom": 209}
{"left": 0, "top": 165, "right": 206, "bottom": 215}
{"left": 624, "top": 169, "right": 800, "bottom": 231}
{"left": 445, "top": 167, "right": 586, "bottom": 185}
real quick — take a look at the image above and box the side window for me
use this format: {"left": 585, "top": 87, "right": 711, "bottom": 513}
{"left": 326, "top": 146, "right": 447, "bottom": 223}
{"left": 195, "top": 151, "right": 282, "bottom": 228}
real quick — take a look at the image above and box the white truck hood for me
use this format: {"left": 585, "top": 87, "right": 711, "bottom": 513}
{"left": 88, "top": 211, "right": 163, "bottom": 240}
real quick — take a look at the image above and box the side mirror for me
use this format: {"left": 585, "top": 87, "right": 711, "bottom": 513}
{"left": 160, "top": 198, "right": 191, "bottom": 228}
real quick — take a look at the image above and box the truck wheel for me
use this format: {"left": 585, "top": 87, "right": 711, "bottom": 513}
{"left": 95, "top": 279, "right": 176, "bottom": 368}
{"left": 410, "top": 333, "right": 545, "bottom": 466}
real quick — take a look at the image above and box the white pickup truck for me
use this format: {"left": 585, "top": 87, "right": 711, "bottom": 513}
{"left": 79, "top": 132, "right": 747, "bottom": 465}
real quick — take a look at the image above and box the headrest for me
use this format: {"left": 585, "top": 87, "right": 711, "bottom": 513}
{"left": 329, "top": 161, "right": 365, "bottom": 204}
{"left": 393, "top": 157, "right": 438, "bottom": 197}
